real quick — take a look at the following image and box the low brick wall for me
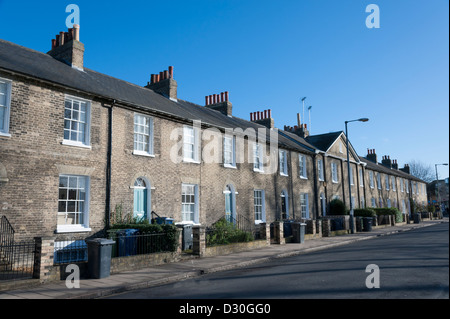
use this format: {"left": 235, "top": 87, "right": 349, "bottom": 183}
{"left": 110, "top": 251, "right": 182, "bottom": 274}
{"left": 204, "top": 240, "right": 270, "bottom": 258}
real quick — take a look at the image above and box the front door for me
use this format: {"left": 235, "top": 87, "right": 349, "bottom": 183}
{"left": 134, "top": 187, "right": 147, "bottom": 221}
{"left": 224, "top": 185, "right": 235, "bottom": 223}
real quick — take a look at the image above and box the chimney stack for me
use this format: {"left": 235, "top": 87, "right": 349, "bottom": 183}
{"left": 146, "top": 66, "right": 178, "bottom": 101}
{"left": 250, "top": 109, "right": 274, "bottom": 129}
{"left": 204, "top": 91, "right": 232, "bottom": 116}
{"left": 47, "top": 24, "right": 84, "bottom": 70}
{"left": 400, "top": 164, "right": 410, "bottom": 174}
{"left": 381, "top": 155, "right": 393, "bottom": 169}
{"left": 283, "top": 113, "right": 309, "bottom": 138}
{"left": 366, "top": 148, "right": 378, "bottom": 163}
{"left": 392, "top": 159, "right": 399, "bottom": 170}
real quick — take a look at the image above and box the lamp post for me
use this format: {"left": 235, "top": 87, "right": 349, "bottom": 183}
{"left": 345, "top": 118, "right": 369, "bottom": 234}
{"left": 434, "top": 163, "right": 448, "bottom": 212}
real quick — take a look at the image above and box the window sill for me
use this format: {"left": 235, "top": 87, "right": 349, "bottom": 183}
{"left": 253, "top": 168, "right": 264, "bottom": 173}
{"left": 300, "top": 176, "right": 308, "bottom": 180}
{"left": 224, "top": 164, "right": 237, "bottom": 169}
{"left": 62, "top": 140, "right": 92, "bottom": 150}
{"left": 133, "top": 150, "right": 155, "bottom": 157}
{"left": 183, "top": 159, "right": 201, "bottom": 164}
{"left": 175, "top": 221, "right": 201, "bottom": 226}
{"left": 0, "top": 132, "right": 11, "bottom": 138}
{"left": 56, "top": 226, "right": 92, "bottom": 233}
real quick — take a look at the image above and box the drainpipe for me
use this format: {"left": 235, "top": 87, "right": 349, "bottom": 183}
{"left": 312, "top": 153, "right": 319, "bottom": 220}
{"left": 104, "top": 100, "right": 115, "bottom": 231}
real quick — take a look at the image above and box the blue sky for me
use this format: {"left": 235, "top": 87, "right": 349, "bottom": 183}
{"left": 1, "top": 0, "right": 448, "bottom": 179}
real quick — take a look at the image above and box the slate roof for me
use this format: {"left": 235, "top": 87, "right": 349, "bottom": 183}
{"left": 0, "top": 38, "right": 426, "bottom": 182}
{"left": 305, "top": 131, "right": 343, "bottom": 152}
{"left": 360, "top": 157, "right": 425, "bottom": 183}
{"left": 0, "top": 39, "right": 312, "bottom": 154}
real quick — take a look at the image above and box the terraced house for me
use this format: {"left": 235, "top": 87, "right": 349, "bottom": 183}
{"left": 0, "top": 26, "right": 427, "bottom": 246}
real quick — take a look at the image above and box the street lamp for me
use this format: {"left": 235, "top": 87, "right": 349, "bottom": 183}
{"left": 345, "top": 118, "right": 369, "bottom": 234}
{"left": 434, "top": 163, "right": 448, "bottom": 212}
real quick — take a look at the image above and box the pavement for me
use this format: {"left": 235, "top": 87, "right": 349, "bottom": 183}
{"left": 0, "top": 218, "right": 447, "bottom": 299}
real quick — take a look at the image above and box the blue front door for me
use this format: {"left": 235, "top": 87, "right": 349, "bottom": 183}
{"left": 134, "top": 188, "right": 147, "bottom": 221}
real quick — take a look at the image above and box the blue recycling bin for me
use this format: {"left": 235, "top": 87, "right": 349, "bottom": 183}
{"left": 155, "top": 217, "right": 174, "bottom": 225}
{"left": 117, "top": 229, "right": 139, "bottom": 257}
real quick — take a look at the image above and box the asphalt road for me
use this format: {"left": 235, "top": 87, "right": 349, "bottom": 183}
{"left": 106, "top": 222, "right": 449, "bottom": 299}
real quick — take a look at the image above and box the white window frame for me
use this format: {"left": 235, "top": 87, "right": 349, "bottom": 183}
{"left": 279, "top": 150, "right": 288, "bottom": 176}
{"left": 400, "top": 178, "right": 404, "bottom": 192}
{"left": 331, "top": 162, "right": 338, "bottom": 183}
{"left": 181, "top": 183, "right": 199, "bottom": 224}
{"left": 62, "top": 95, "right": 91, "bottom": 149}
{"left": 385, "top": 175, "right": 390, "bottom": 190}
{"left": 299, "top": 154, "right": 307, "bottom": 179}
{"left": 377, "top": 173, "right": 382, "bottom": 190}
{"left": 223, "top": 135, "right": 236, "bottom": 168}
{"left": 369, "top": 171, "right": 374, "bottom": 188}
{"left": 318, "top": 159, "right": 324, "bottom": 181}
{"left": 359, "top": 168, "right": 364, "bottom": 187}
{"left": 57, "top": 174, "right": 91, "bottom": 233}
{"left": 0, "top": 77, "right": 12, "bottom": 137}
{"left": 406, "top": 180, "right": 409, "bottom": 193}
{"left": 183, "top": 126, "right": 200, "bottom": 163}
{"left": 350, "top": 167, "right": 354, "bottom": 185}
{"left": 253, "top": 142, "right": 264, "bottom": 172}
{"left": 300, "top": 193, "right": 310, "bottom": 219}
{"left": 391, "top": 176, "right": 396, "bottom": 191}
{"left": 133, "top": 113, "right": 154, "bottom": 157}
{"left": 254, "top": 189, "right": 266, "bottom": 224}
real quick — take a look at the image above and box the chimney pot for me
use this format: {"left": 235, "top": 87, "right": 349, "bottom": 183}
{"left": 59, "top": 32, "right": 65, "bottom": 46}
{"left": 51, "top": 39, "right": 57, "bottom": 50}
{"left": 68, "top": 28, "right": 74, "bottom": 41}
{"left": 221, "top": 92, "right": 224, "bottom": 103}
{"left": 264, "top": 110, "right": 267, "bottom": 119}
{"left": 225, "top": 91, "right": 229, "bottom": 102}
{"left": 168, "top": 66, "right": 174, "bottom": 78}
{"left": 73, "top": 24, "right": 80, "bottom": 41}
{"left": 268, "top": 109, "right": 271, "bottom": 118}
{"left": 164, "top": 70, "right": 169, "bottom": 80}
{"left": 250, "top": 113, "right": 254, "bottom": 121}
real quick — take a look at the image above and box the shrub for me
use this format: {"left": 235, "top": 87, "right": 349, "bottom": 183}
{"left": 427, "top": 205, "right": 436, "bottom": 213}
{"left": 206, "top": 218, "right": 253, "bottom": 246}
{"left": 373, "top": 208, "right": 403, "bottom": 223}
{"left": 353, "top": 208, "right": 376, "bottom": 217}
{"left": 329, "top": 199, "right": 348, "bottom": 215}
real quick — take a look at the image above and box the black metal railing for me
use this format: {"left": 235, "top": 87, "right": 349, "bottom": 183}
{"left": 206, "top": 216, "right": 256, "bottom": 247}
{"left": 53, "top": 237, "right": 88, "bottom": 265}
{"left": 0, "top": 240, "right": 36, "bottom": 281}
{"left": 0, "top": 216, "right": 15, "bottom": 268}
{"left": 109, "top": 232, "right": 178, "bottom": 258}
